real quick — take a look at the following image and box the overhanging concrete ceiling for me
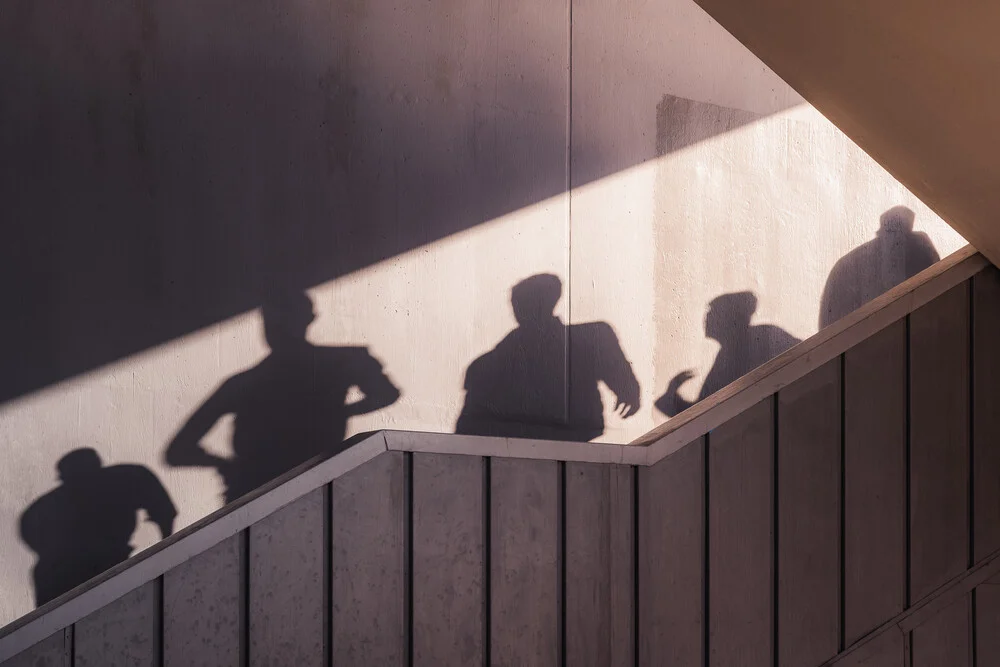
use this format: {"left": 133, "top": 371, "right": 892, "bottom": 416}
{"left": 691, "top": 0, "right": 1000, "bottom": 267}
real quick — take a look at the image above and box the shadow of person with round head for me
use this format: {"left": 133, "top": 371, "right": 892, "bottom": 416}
{"left": 20, "top": 448, "right": 176, "bottom": 606}
{"left": 819, "top": 206, "right": 939, "bottom": 329}
{"left": 456, "top": 273, "right": 640, "bottom": 441}
{"left": 656, "top": 291, "right": 801, "bottom": 417}
{"left": 165, "top": 290, "right": 401, "bottom": 504}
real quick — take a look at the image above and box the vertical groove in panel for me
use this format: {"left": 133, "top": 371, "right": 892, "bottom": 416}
{"left": 704, "top": 436, "right": 710, "bottom": 667}
{"left": 910, "top": 282, "right": 970, "bottom": 603}
{"left": 156, "top": 577, "right": 163, "bottom": 667}
{"left": 637, "top": 439, "right": 704, "bottom": 667}
{"left": 911, "top": 595, "right": 972, "bottom": 667}
{"left": 490, "top": 458, "right": 560, "bottom": 667}
{"left": 74, "top": 581, "right": 159, "bottom": 667}
{"left": 412, "top": 454, "right": 484, "bottom": 667}
{"left": 484, "top": 457, "right": 492, "bottom": 667}
{"left": 163, "top": 534, "right": 241, "bottom": 667}
{"left": 249, "top": 488, "right": 325, "bottom": 667}
{"left": 840, "top": 354, "right": 847, "bottom": 654}
{"left": 778, "top": 360, "right": 842, "bottom": 667}
{"left": 906, "top": 313, "right": 912, "bottom": 611}
{"left": 773, "top": 394, "right": 780, "bottom": 667}
{"left": 969, "top": 278, "right": 976, "bottom": 570}
{"left": 559, "top": 461, "right": 567, "bottom": 667}
{"left": 324, "top": 484, "right": 332, "bottom": 667}
{"left": 406, "top": 453, "right": 414, "bottom": 667}
{"left": 973, "top": 267, "right": 1000, "bottom": 563}
{"left": 565, "top": 462, "right": 634, "bottom": 667}
{"left": 633, "top": 464, "right": 640, "bottom": 667}
{"left": 331, "top": 451, "right": 407, "bottom": 667}
{"left": 709, "top": 399, "right": 773, "bottom": 667}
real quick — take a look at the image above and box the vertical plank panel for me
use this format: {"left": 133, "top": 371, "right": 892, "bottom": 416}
{"left": 74, "top": 581, "right": 159, "bottom": 667}
{"left": 491, "top": 458, "right": 559, "bottom": 667}
{"left": 249, "top": 489, "right": 325, "bottom": 667}
{"left": 845, "top": 320, "right": 907, "bottom": 643}
{"left": 638, "top": 439, "right": 704, "bottom": 667}
{"left": 331, "top": 451, "right": 407, "bottom": 667}
{"left": 412, "top": 453, "right": 484, "bottom": 667}
{"left": 973, "top": 266, "right": 1000, "bottom": 561}
{"left": 778, "top": 358, "right": 842, "bottom": 666}
{"left": 911, "top": 595, "right": 971, "bottom": 667}
{"left": 976, "top": 579, "right": 1000, "bottom": 664}
{"left": 709, "top": 398, "right": 773, "bottom": 667}
{"left": 910, "top": 282, "right": 970, "bottom": 602}
{"left": 163, "top": 534, "right": 241, "bottom": 667}
{"left": 565, "top": 462, "right": 634, "bottom": 667}
{"left": 2, "top": 630, "right": 70, "bottom": 667}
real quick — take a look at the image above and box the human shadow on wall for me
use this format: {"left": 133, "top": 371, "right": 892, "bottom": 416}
{"left": 164, "top": 291, "right": 401, "bottom": 504}
{"left": 656, "top": 292, "right": 801, "bottom": 417}
{"left": 19, "top": 448, "right": 176, "bottom": 606}
{"left": 456, "top": 274, "right": 640, "bottom": 442}
{"left": 819, "top": 206, "right": 939, "bottom": 328}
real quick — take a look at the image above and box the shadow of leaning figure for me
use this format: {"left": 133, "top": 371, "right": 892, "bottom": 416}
{"left": 456, "top": 274, "right": 640, "bottom": 442}
{"left": 656, "top": 291, "right": 801, "bottom": 417}
{"left": 20, "top": 448, "right": 177, "bottom": 606}
{"left": 165, "top": 291, "right": 401, "bottom": 504}
{"left": 819, "top": 205, "right": 939, "bottom": 329}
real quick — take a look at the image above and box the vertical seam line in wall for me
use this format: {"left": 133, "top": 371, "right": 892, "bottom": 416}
{"left": 703, "top": 434, "right": 711, "bottom": 667}
{"left": 905, "top": 314, "right": 912, "bottom": 609}
{"left": 405, "top": 452, "right": 414, "bottom": 667}
{"left": 969, "top": 278, "right": 976, "bottom": 570}
{"left": 324, "top": 483, "right": 333, "bottom": 667}
{"left": 156, "top": 575, "right": 164, "bottom": 667}
{"left": 484, "top": 457, "right": 492, "bottom": 667}
{"left": 633, "top": 464, "right": 640, "bottom": 667}
{"left": 772, "top": 394, "right": 780, "bottom": 667}
{"left": 67, "top": 621, "right": 75, "bottom": 667}
{"left": 559, "top": 461, "right": 567, "bottom": 667}
{"left": 972, "top": 587, "right": 979, "bottom": 667}
{"left": 839, "top": 353, "right": 847, "bottom": 653}
{"left": 240, "top": 528, "right": 250, "bottom": 667}
{"left": 563, "top": 0, "right": 573, "bottom": 428}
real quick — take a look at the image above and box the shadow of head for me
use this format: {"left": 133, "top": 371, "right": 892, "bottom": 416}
{"left": 56, "top": 448, "right": 102, "bottom": 485}
{"left": 705, "top": 291, "right": 757, "bottom": 340}
{"left": 511, "top": 274, "right": 562, "bottom": 327}
{"left": 262, "top": 291, "right": 316, "bottom": 350}
{"left": 878, "top": 205, "right": 916, "bottom": 236}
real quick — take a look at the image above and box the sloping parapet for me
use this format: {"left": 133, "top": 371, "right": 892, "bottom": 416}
{"left": 3, "top": 245, "right": 999, "bottom": 666}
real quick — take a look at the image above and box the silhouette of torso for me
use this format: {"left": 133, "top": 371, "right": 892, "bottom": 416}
{"left": 210, "top": 346, "right": 384, "bottom": 500}
{"left": 20, "top": 465, "right": 174, "bottom": 605}
{"left": 820, "top": 232, "right": 939, "bottom": 328}
{"left": 699, "top": 323, "right": 801, "bottom": 400}
{"left": 457, "top": 320, "right": 637, "bottom": 441}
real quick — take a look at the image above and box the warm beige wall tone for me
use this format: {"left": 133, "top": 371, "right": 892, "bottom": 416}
{"left": 0, "top": 0, "right": 965, "bottom": 624}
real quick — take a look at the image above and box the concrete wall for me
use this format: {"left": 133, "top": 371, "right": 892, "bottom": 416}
{"left": 0, "top": 0, "right": 966, "bottom": 623}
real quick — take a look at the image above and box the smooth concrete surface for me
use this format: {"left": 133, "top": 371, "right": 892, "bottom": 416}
{"left": 0, "top": 0, "right": 967, "bottom": 625}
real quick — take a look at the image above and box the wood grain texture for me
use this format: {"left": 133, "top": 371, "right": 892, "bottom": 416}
{"left": 975, "top": 583, "right": 1000, "bottom": 665}
{"left": 249, "top": 489, "right": 325, "bottom": 667}
{"left": 565, "top": 462, "right": 634, "bottom": 667}
{"left": 844, "top": 320, "right": 907, "bottom": 643}
{"left": 910, "top": 595, "right": 971, "bottom": 667}
{"left": 331, "top": 451, "right": 407, "bottom": 667}
{"left": 709, "top": 399, "right": 773, "bottom": 667}
{"left": 163, "top": 534, "right": 242, "bottom": 667}
{"left": 909, "top": 282, "right": 970, "bottom": 602}
{"left": 974, "top": 266, "right": 1000, "bottom": 561}
{"left": 74, "top": 582, "right": 158, "bottom": 667}
{"left": 638, "top": 439, "right": 704, "bottom": 667}
{"left": 491, "top": 458, "right": 560, "bottom": 667}
{"left": 412, "top": 454, "right": 484, "bottom": 667}
{"left": 778, "top": 359, "right": 841, "bottom": 667}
